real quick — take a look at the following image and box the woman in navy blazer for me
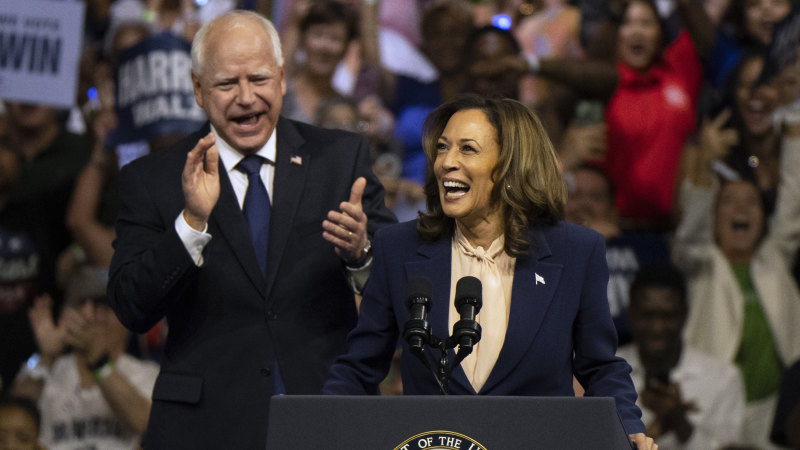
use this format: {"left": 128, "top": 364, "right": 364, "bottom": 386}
{"left": 324, "top": 95, "right": 655, "bottom": 449}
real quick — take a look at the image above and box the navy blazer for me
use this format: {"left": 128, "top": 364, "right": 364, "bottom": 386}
{"left": 108, "top": 118, "right": 396, "bottom": 448}
{"left": 324, "top": 220, "right": 645, "bottom": 435}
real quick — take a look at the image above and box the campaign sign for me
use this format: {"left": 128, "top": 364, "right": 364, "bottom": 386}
{"left": 0, "top": 0, "right": 85, "bottom": 108}
{"left": 110, "top": 32, "right": 205, "bottom": 145}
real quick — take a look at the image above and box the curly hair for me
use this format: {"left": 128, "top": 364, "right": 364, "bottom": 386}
{"left": 417, "top": 95, "right": 565, "bottom": 256}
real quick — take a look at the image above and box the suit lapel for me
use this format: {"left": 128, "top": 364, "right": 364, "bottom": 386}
{"left": 481, "top": 227, "right": 563, "bottom": 392}
{"left": 404, "top": 239, "right": 452, "bottom": 345}
{"left": 264, "top": 119, "right": 309, "bottom": 301}
{"left": 211, "top": 159, "right": 268, "bottom": 297}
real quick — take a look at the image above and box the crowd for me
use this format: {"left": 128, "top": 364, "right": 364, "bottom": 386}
{"left": 1, "top": 0, "right": 799, "bottom": 449}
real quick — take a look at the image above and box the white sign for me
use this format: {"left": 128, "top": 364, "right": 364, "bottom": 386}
{"left": 0, "top": 0, "right": 85, "bottom": 108}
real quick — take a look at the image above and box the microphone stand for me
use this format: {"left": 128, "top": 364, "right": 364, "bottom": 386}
{"left": 408, "top": 337, "right": 449, "bottom": 395}
{"left": 411, "top": 323, "right": 480, "bottom": 395}
{"left": 403, "top": 276, "right": 482, "bottom": 395}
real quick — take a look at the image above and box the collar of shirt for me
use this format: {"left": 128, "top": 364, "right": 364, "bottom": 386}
{"left": 211, "top": 125, "right": 277, "bottom": 208}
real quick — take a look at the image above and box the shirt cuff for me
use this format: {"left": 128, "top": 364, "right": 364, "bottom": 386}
{"left": 344, "top": 255, "right": 372, "bottom": 295}
{"left": 175, "top": 211, "right": 212, "bottom": 266}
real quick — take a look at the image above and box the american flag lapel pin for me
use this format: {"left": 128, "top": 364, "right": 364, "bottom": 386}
{"left": 535, "top": 273, "right": 545, "bottom": 285}
{"left": 290, "top": 155, "right": 303, "bottom": 166}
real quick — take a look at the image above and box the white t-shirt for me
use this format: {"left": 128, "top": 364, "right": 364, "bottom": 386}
{"left": 617, "top": 345, "right": 745, "bottom": 450}
{"left": 38, "top": 354, "right": 159, "bottom": 450}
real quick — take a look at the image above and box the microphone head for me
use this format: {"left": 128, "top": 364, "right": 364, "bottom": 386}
{"left": 406, "top": 276, "right": 433, "bottom": 311}
{"left": 454, "top": 276, "right": 482, "bottom": 311}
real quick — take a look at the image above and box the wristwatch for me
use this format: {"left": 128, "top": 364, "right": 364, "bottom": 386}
{"left": 346, "top": 239, "right": 372, "bottom": 268}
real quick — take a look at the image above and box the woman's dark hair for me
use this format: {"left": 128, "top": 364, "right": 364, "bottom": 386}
{"left": 417, "top": 95, "right": 565, "bottom": 256}
{"left": 721, "top": 0, "right": 795, "bottom": 45}
{"left": 299, "top": 0, "right": 359, "bottom": 43}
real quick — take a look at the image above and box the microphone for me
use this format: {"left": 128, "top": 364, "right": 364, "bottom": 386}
{"left": 403, "top": 277, "right": 433, "bottom": 353}
{"left": 452, "top": 276, "right": 482, "bottom": 353}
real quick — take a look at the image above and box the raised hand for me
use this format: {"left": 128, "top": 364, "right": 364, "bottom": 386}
{"left": 28, "top": 294, "right": 66, "bottom": 362}
{"left": 182, "top": 132, "right": 220, "bottom": 230}
{"left": 323, "top": 177, "right": 369, "bottom": 263}
{"left": 61, "top": 302, "right": 109, "bottom": 364}
{"left": 686, "top": 108, "right": 738, "bottom": 187}
{"left": 698, "top": 109, "right": 738, "bottom": 163}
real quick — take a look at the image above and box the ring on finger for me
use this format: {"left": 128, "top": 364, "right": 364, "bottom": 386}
{"left": 348, "top": 231, "right": 353, "bottom": 236}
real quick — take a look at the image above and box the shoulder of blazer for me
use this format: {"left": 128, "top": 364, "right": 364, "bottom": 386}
{"left": 374, "top": 220, "right": 420, "bottom": 245}
{"left": 521, "top": 220, "right": 603, "bottom": 264}
{"left": 537, "top": 221, "right": 602, "bottom": 249}
{"left": 279, "top": 116, "right": 364, "bottom": 155}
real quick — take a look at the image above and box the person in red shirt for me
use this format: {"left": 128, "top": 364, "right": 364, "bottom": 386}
{"left": 604, "top": 0, "right": 704, "bottom": 226}
{"left": 515, "top": 0, "right": 714, "bottom": 229}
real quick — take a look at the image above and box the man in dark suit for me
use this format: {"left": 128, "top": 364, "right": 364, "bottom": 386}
{"left": 107, "top": 10, "right": 395, "bottom": 448}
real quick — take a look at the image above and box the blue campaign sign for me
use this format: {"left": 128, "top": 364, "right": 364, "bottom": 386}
{"left": 110, "top": 32, "right": 206, "bottom": 145}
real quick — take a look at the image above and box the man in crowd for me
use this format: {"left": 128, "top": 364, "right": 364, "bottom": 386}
{"left": 13, "top": 266, "right": 158, "bottom": 450}
{"left": 617, "top": 264, "right": 745, "bottom": 449}
{"left": 107, "top": 10, "right": 395, "bottom": 448}
{"left": 565, "top": 163, "right": 670, "bottom": 344}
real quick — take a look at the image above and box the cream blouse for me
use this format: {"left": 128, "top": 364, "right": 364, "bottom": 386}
{"left": 448, "top": 224, "right": 516, "bottom": 392}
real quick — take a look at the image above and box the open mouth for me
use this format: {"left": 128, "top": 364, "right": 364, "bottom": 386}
{"left": 628, "top": 42, "right": 648, "bottom": 57}
{"left": 443, "top": 180, "right": 470, "bottom": 199}
{"left": 731, "top": 220, "right": 750, "bottom": 231}
{"left": 231, "top": 112, "right": 264, "bottom": 127}
{"left": 741, "top": 97, "right": 773, "bottom": 132}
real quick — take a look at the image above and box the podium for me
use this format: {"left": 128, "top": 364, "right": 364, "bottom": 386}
{"left": 266, "top": 395, "right": 634, "bottom": 449}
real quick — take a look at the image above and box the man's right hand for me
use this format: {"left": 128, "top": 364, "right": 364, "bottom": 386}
{"left": 182, "top": 132, "right": 220, "bottom": 230}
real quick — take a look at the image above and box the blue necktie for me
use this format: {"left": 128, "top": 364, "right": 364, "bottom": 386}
{"left": 236, "top": 156, "right": 286, "bottom": 395}
{"left": 236, "top": 155, "right": 270, "bottom": 276}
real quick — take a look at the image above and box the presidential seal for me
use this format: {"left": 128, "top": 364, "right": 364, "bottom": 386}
{"left": 394, "top": 430, "right": 487, "bottom": 450}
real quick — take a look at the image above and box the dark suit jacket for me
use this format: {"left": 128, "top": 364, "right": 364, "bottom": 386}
{"left": 323, "top": 220, "right": 645, "bottom": 435}
{"left": 108, "top": 118, "right": 396, "bottom": 448}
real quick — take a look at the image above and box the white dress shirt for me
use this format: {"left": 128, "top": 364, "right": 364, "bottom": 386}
{"left": 175, "top": 127, "right": 277, "bottom": 265}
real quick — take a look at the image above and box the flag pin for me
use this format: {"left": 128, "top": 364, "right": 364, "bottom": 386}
{"left": 535, "top": 273, "right": 545, "bottom": 285}
{"left": 290, "top": 155, "right": 303, "bottom": 166}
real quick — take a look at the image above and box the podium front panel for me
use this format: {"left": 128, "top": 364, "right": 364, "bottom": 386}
{"left": 266, "top": 395, "right": 633, "bottom": 449}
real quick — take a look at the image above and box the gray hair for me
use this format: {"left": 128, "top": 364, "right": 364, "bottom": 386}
{"left": 191, "top": 10, "right": 283, "bottom": 76}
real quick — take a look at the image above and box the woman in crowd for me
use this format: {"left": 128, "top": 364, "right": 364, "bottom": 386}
{"left": 712, "top": 50, "right": 783, "bottom": 214}
{"left": 673, "top": 106, "right": 800, "bottom": 449}
{"left": 282, "top": 0, "right": 358, "bottom": 124}
{"left": 526, "top": 0, "right": 712, "bottom": 228}
{"left": 323, "top": 95, "right": 656, "bottom": 449}
{"left": 707, "top": 0, "right": 793, "bottom": 90}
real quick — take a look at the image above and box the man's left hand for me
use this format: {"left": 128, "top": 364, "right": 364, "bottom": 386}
{"left": 323, "top": 177, "right": 369, "bottom": 263}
